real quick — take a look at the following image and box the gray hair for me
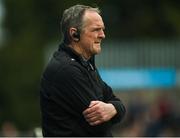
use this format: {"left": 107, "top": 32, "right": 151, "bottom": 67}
{"left": 60, "top": 4, "right": 101, "bottom": 44}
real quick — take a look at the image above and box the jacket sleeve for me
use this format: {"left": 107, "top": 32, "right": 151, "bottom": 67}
{"left": 102, "top": 81, "right": 126, "bottom": 124}
{"left": 95, "top": 69, "right": 126, "bottom": 124}
{"left": 50, "top": 64, "right": 112, "bottom": 135}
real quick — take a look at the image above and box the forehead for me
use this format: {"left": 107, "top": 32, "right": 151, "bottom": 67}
{"left": 82, "top": 10, "right": 104, "bottom": 28}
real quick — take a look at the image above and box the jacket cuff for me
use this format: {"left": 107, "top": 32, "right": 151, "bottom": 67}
{"left": 108, "top": 101, "right": 126, "bottom": 124}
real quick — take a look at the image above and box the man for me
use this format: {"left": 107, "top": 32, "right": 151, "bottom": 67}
{"left": 40, "top": 4, "right": 125, "bottom": 136}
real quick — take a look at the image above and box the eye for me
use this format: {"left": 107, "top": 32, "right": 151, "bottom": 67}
{"left": 93, "top": 28, "right": 104, "bottom": 32}
{"left": 92, "top": 28, "right": 100, "bottom": 32}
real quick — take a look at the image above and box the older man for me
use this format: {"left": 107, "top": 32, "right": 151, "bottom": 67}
{"left": 40, "top": 4, "right": 126, "bottom": 136}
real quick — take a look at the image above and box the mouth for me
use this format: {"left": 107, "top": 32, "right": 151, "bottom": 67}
{"left": 94, "top": 41, "right": 101, "bottom": 44}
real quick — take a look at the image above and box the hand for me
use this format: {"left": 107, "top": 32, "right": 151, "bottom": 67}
{"left": 82, "top": 101, "right": 117, "bottom": 126}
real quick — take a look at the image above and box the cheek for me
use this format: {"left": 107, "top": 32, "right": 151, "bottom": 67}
{"left": 84, "top": 33, "right": 96, "bottom": 41}
{"left": 82, "top": 36, "right": 94, "bottom": 46}
{"left": 81, "top": 33, "right": 97, "bottom": 48}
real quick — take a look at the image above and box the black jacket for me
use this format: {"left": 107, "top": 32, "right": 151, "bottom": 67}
{"left": 40, "top": 43, "right": 126, "bottom": 137}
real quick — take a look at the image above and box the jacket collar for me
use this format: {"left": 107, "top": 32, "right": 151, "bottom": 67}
{"left": 59, "top": 43, "right": 95, "bottom": 71}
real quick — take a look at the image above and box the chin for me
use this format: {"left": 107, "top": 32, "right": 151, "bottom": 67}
{"left": 95, "top": 49, "right": 101, "bottom": 54}
{"left": 93, "top": 45, "right": 101, "bottom": 54}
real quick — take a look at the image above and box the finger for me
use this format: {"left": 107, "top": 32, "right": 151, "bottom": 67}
{"left": 84, "top": 111, "right": 98, "bottom": 119}
{"left": 83, "top": 105, "right": 99, "bottom": 116}
{"left": 86, "top": 115, "right": 100, "bottom": 123}
{"left": 83, "top": 108, "right": 91, "bottom": 116}
{"left": 89, "top": 101, "right": 99, "bottom": 108}
{"left": 89, "top": 120, "right": 102, "bottom": 126}
{"left": 83, "top": 101, "right": 99, "bottom": 115}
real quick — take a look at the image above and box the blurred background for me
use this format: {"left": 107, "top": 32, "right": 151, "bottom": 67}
{"left": 0, "top": 0, "right": 180, "bottom": 136}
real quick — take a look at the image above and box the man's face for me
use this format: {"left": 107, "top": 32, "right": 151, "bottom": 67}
{"left": 79, "top": 11, "right": 105, "bottom": 59}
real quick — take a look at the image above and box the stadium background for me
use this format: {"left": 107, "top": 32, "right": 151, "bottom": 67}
{"left": 0, "top": 0, "right": 180, "bottom": 136}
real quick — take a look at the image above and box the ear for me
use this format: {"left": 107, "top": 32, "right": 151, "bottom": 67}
{"left": 69, "top": 27, "right": 80, "bottom": 42}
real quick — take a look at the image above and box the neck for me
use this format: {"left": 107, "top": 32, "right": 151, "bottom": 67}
{"left": 69, "top": 43, "right": 91, "bottom": 60}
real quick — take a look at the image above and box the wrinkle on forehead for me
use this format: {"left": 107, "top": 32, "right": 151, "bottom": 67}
{"left": 82, "top": 10, "right": 105, "bottom": 29}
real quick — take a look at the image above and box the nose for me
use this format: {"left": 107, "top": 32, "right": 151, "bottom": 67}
{"left": 99, "top": 30, "right": 105, "bottom": 39}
